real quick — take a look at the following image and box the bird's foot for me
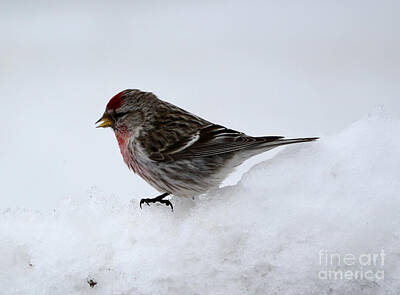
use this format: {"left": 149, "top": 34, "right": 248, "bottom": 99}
{"left": 139, "top": 193, "right": 173, "bottom": 211}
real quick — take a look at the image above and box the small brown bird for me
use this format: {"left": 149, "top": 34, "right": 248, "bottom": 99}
{"left": 96, "top": 89, "right": 318, "bottom": 210}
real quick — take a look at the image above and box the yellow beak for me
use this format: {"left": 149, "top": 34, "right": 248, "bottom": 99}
{"left": 95, "top": 114, "right": 114, "bottom": 128}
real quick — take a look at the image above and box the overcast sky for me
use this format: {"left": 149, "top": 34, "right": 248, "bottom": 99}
{"left": 1, "top": 0, "right": 399, "bottom": 210}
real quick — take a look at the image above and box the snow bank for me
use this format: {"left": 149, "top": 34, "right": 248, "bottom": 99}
{"left": 1, "top": 109, "right": 399, "bottom": 295}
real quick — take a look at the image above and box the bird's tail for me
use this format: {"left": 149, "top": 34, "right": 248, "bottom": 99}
{"left": 267, "top": 137, "right": 319, "bottom": 147}
{"left": 231, "top": 136, "right": 318, "bottom": 166}
{"left": 252, "top": 136, "right": 319, "bottom": 151}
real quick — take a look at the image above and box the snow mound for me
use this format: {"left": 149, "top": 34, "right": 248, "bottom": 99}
{"left": 1, "top": 109, "right": 399, "bottom": 294}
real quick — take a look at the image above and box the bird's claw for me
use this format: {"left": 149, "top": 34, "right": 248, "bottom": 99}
{"left": 139, "top": 198, "right": 173, "bottom": 211}
{"left": 139, "top": 199, "right": 150, "bottom": 209}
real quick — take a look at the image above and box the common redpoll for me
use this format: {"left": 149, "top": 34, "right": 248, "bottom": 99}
{"left": 96, "top": 89, "right": 318, "bottom": 210}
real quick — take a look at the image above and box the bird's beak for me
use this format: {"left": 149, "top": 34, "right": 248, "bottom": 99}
{"left": 96, "top": 114, "right": 114, "bottom": 128}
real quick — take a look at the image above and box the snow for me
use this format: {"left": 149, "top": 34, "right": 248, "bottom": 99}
{"left": 1, "top": 109, "right": 399, "bottom": 294}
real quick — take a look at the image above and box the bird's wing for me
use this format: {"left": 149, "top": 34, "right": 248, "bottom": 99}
{"left": 148, "top": 124, "right": 284, "bottom": 161}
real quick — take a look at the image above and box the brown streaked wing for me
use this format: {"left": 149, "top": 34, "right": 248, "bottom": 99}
{"left": 149, "top": 124, "right": 283, "bottom": 161}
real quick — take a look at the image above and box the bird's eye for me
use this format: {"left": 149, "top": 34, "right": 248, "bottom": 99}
{"left": 112, "top": 112, "right": 128, "bottom": 120}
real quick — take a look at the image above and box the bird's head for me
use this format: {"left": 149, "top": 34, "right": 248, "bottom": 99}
{"left": 96, "top": 89, "right": 155, "bottom": 131}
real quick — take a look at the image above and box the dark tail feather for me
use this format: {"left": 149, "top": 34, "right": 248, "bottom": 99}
{"left": 236, "top": 136, "right": 318, "bottom": 160}
{"left": 275, "top": 137, "right": 319, "bottom": 145}
{"left": 257, "top": 136, "right": 319, "bottom": 149}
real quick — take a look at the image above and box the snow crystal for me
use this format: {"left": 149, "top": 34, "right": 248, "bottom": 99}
{"left": 1, "top": 110, "right": 399, "bottom": 294}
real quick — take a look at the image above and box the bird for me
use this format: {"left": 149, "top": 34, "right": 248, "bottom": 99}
{"left": 96, "top": 89, "right": 318, "bottom": 210}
